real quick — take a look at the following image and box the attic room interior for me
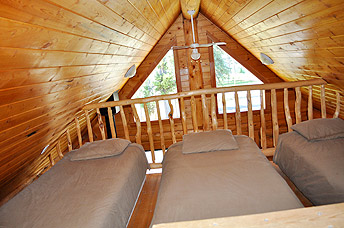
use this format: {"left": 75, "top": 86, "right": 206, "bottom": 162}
{"left": 0, "top": 0, "right": 344, "bottom": 227}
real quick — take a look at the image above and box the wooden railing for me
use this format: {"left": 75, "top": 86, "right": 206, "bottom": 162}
{"left": 75, "top": 78, "right": 341, "bottom": 169}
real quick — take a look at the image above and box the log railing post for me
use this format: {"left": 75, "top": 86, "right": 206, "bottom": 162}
{"left": 66, "top": 129, "right": 72, "bottom": 152}
{"left": 321, "top": 85, "right": 326, "bottom": 118}
{"left": 260, "top": 90, "right": 267, "bottom": 149}
{"left": 74, "top": 117, "right": 82, "bottom": 147}
{"left": 271, "top": 89, "right": 279, "bottom": 147}
{"left": 211, "top": 94, "right": 218, "bottom": 130}
{"left": 191, "top": 96, "right": 198, "bottom": 132}
{"left": 180, "top": 97, "right": 187, "bottom": 135}
{"left": 56, "top": 140, "right": 63, "bottom": 159}
{"left": 131, "top": 104, "right": 142, "bottom": 144}
{"left": 201, "top": 94, "right": 210, "bottom": 131}
{"left": 283, "top": 88, "right": 292, "bottom": 132}
{"left": 247, "top": 90, "right": 254, "bottom": 140}
{"left": 96, "top": 108, "right": 106, "bottom": 140}
{"left": 49, "top": 153, "right": 55, "bottom": 166}
{"left": 107, "top": 107, "right": 116, "bottom": 138}
{"left": 144, "top": 103, "right": 155, "bottom": 163}
{"left": 295, "top": 87, "right": 302, "bottom": 124}
{"left": 308, "top": 86, "right": 313, "bottom": 120}
{"left": 234, "top": 91, "right": 242, "bottom": 135}
{"left": 333, "top": 92, "right": 340, "bottom": 118}
{"left": 120, "top": 105, "right": 130, "bottom": 140}
{"left": 84, "top": 109, "right": 93, "bottom": 142}
{"left": 168, "top": 100, "right": 176, "bottom": 144}
{"left": 222, "top": 93, "right": 228, "bottom": 130}
{"left": 156, "top": 101, "right": 166, "bottom": 155}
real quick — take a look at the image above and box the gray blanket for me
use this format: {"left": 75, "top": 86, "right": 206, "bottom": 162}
{"left": 151, "top": 135, "right": 303, "bottom": 225}
{"left": 0, "top": 143, "right": 148, "bottom": 228}
{"left": 274, "top": 131, "right": 344, "bottom": 205}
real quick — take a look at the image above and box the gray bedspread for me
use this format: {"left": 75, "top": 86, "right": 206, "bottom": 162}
{"left": 274, "top": 131, "right": 344, "bottom": 205}
{"left": 151, "top": 135, "right": 303, "bottom": 225}
{"left": 0, "top": 143, "right": 148, "bottom": 228}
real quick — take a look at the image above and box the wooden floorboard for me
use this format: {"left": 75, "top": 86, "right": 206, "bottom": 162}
{"left": 128, "top": 159, "right": 312, "bottom": 227}
{"left": 128, "top": 173, "right": 161, "bottom": 228}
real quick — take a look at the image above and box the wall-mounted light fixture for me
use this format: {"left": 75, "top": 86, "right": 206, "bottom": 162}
{"left": 124, "top": 64, "right": 136, "bottom": 78}
{"left": 260, "top": 53, "right": 274, "bottom": 65}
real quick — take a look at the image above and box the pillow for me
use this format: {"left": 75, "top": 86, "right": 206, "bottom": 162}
{"left": 182, "top": 129, "right": 239, "bottom": 154}
{"left": 291, "top": 118, "right": 344, "bottom": 141}
{"left": 70, "top": 138, "right": 131, "bottom": 161}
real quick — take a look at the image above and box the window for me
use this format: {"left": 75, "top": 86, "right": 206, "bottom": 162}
{"left": 213, "top": 45, "right": 264, "bottom": 113}
{"left": 132, "top": 50, "right": 179, "bottom": 121}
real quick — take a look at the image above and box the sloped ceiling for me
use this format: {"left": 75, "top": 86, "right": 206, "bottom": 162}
{"left": 200, "top": 0, "right": 344, "bottom": 112}
{"left": 0, "top": 0, "right": 343, "bottom": 202}
{"left": 0, "top": 0, "right": 180, "bottom": 202}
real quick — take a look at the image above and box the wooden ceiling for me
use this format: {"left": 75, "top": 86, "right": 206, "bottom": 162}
{"left": 0, "top": 0, "right": 343, "bottom": 202}
{"left": 200, "top": 0, "right": 344, "bottom": 111}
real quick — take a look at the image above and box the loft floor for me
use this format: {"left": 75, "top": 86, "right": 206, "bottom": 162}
{"left": 128, "top": 158, "right": 312, "bottom": 228}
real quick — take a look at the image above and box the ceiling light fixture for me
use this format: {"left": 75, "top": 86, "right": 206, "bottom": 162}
{"left": 260, "top": 53, "right": 274, "bottom": 65}
{"left": 124, "top": 64, "right": 136, "bottom": 78}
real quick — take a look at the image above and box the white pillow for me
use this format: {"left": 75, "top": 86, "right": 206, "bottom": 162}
{"left": 70, "top": 138, "right": 131, "bottom": 161}
{"left": 182, "top": 129, "right": 239, "bottom": 154}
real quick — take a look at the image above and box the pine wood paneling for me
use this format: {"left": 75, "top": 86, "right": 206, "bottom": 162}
{"left": 0, "top": 0, "right": 180, "bottom": 203}
{"left": 201, "top": 0, "right": 344, "bottom": 117}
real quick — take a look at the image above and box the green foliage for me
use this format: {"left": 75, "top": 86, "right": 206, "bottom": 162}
{"left": 133, "top": 50, "right": 177, "bottom": 115}
{"left": 213, "top": 45, "right": 260, "bottom": 87}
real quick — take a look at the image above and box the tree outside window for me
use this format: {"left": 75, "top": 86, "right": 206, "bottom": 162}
{"left": 132, "top": 50, "right": 179, "bottom": 121}
{"left": 213, "top": 45, "right": 264, "bottom": 113}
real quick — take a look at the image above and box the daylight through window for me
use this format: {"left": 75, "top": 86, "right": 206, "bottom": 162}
{"left": 213, "top": 45, "right": 264, "bottom": 113}
{"left": 132, "top": 50, "right": 179, "bottom": 121}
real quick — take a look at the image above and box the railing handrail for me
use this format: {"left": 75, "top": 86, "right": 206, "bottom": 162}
{"left": 83, "top": 79, "right": 326, "bottom": 110}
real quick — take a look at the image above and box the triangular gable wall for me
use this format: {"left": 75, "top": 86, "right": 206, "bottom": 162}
{"left": 119, "top": 13, "right": 282, "bottom": 99}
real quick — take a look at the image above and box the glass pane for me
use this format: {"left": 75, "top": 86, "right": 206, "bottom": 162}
{"left": 132, "top": 50, "right": 178, "bottom": 121}
{"left": 214, "top": 45, "right": 264, "bottom": 113}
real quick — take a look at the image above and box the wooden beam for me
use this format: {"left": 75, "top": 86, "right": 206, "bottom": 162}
{"left": 180, "top": 0, "right": 201, "bottom": 19}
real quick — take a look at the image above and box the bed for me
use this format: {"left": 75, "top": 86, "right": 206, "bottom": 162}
{"left": 150, "top": 130, "right": 303, "bottom": 226}
{"left": 273, "top": 118, "right": 344, "bottom": 205}
{"left": 0, "top": 138, "right": 148, "bottom": 228}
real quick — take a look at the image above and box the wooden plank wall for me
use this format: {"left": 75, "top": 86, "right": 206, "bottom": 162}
{"left": 0, "top": 0, "right": 181, "bottom": 204}
{"left": 201, "top": 0, "right": 344, "bottom": 116}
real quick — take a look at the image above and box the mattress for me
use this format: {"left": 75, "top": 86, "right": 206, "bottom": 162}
{"left": 0, "top": 143, "right": 148, "bottom": 228}
{"left": 151, "top": 135, "right": 303, "bottom": 225}
{"left": 273, "top": 131, "right": 344, "bottom": 205}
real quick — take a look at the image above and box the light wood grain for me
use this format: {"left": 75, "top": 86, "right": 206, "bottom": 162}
{"left": 321, "top": 85, "right": 327, "bottom": 118}
{"left": 201, "top": 94, "right": 210, "bottom": 131}
{"left": 131, "top": 104, "right": 142, "bottom": 144}
{"left": 308, "top": 86, "right": 313, "bottom": 120}
{"left": 153, "top": 203, "right": 344, "bottom": 228}
{"left": 155, "top": 101, "right": 166, "bottom": 155}
{"left": 96, "top": 108, "right": 106, "bottom": 140}
{"left": 235, "top": 91, "right": 242, "bottom": 135}
{"left": 191, "top": 96, "right": 198, "bottom": 132}
{"left": 74, "top": 117, "right": 82, "bottom": 148}
{"left": 180, "top": 97, "right": 187, "bottom": 135}
{"left": 120, "top": 105, "right": 130, "bottom": 140}
{"left": 271, "top": 89, "right": 279, "bottom": 147}
{"left": 66, "top": 129, "right": 72, "bottom": 152}
{"left": 107, "top": 107, "right": 116, "bottom": 138}
{"left": 334, "top": 91, "right": 341, "bottom": 118}
{"left": 295, "top": 87, "right": 302, "bottom": 124}
{"left": 247, "top": 90, "right": 254, "bottom": 140}
{"left": 168, "top": 100, "right": 176, "bottom": 144}
{"left": 144, "top": 103, "right": 155, "bottom": 163}
{"left": 222, "top": 93, "right": 228, "bottom": 130}
{"left": 211, "top": 94, "right": 218, "bottom": 130}
{"left": 85, "top": 110, "right": 94, "bottom": 142}
{"left": 283, "top": 88, "right": 293, "bottom": 132}
{"left": 260, "top": 90, "right": 267, "bottom": 149}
